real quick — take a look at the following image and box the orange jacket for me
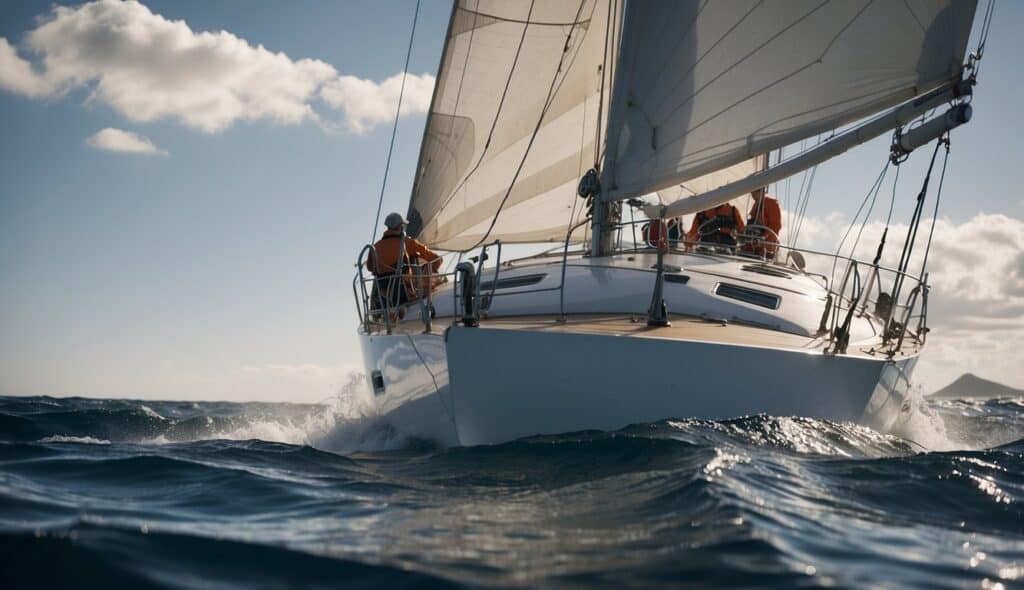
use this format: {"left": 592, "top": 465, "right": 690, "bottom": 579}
{"left": 686, "top": 204, "right": 746, "bottom": 242}
{"left": 366, "top": 229, "right": 442, "bottom": 276}
{"left": 747, "top": 196, "right": 781, "bottom": 241}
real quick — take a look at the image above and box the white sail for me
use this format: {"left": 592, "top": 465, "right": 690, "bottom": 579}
{"left": 601, "top": 0, "right": 977, "bottom": 203}
{"left": 407, "top": 0, "right": 619, "bottom": 251}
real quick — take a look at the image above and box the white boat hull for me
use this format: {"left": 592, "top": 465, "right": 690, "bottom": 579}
{"left": 357, "top": 252, "right": 920, "bottom": 446}
{"left": 360, "top": 327, "right": 916, "bottom": 447}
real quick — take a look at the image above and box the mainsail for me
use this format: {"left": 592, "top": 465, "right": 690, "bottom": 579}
{"left": 407, "top": 0, "right": 619, "bottom": 251}
{"left": 601, "top": 0, "right": 977, "bottom": 205}
{"left": 406, "top": 0, "right": 977, "bottom": 250}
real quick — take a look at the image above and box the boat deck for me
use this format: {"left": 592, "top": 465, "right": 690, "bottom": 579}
{"left": 374, "top": 311, "right": 918, "bottom": 359}
{"left": 478, "top": 313, "right": 821, "bottom": 350}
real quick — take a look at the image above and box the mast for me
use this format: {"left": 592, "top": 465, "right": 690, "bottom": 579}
{"left": 591, "top": 0, "right": 625, "bottom": 257}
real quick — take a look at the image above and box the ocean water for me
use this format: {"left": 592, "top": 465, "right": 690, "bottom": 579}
{"left": 1, "top": 389, "right": 1022, "bottom": 589}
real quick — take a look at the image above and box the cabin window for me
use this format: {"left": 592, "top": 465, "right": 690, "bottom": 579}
{"left": 714, "top": 283, "right": 781, "bottom": 310}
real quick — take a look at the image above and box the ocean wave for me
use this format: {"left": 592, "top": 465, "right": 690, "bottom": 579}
{"left": 2, "top": 394, "right": 1023, "bottom": 588}
{"left": 1, "top": 524, "right": 467, "bottom": 589}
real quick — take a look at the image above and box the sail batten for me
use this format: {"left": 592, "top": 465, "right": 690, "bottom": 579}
{"left": 600, "top": 0, "right": 977, "bottom": 203}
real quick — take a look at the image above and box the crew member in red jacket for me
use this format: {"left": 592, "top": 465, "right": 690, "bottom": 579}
{"left": 743, "top": 187, "right": 782, "bottom": 258}
{"left": 366, "top": 212, "right": 442, "bottom": 307}
{"left": 686, "top": 203, "right": 746, "bottom": 247}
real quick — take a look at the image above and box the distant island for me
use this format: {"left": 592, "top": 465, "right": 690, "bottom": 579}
{"left": 929, "top": 373, "right": 1024, "bottom": 399}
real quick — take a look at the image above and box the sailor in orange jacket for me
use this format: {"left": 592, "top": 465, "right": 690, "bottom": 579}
{"left": 743, "top": 187, "right": 782, "bottom": 258}
{"left": 366, "top": 212, "right": 442, "bottom": 306}
{"left": 686, "top": 203, "right": 746, "bottom": 246}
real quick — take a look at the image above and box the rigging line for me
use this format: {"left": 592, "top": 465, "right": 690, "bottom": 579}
{"left": 873, "top": 161, "right": 901, "bottom": 265}
{"left": 429, "top": 0, "right": 537, "bottom": 222}
{"left": 461, "top": 0, "right": 590, "bottom": 252}
{"left": 567, "top": 84, "right": 590, "bottom": 234}
{"left": 972, "top": 0, "right": 996, "bottom": 78}
{"left": 791, "top": 163, "right": 818, "bottom": 248}
{"left": 594, "top": 0, "right": 613, "bottom": 169}
{"left": 847, "top": 165, "right": 888, "bottom": 262}
{"left": 890, "top": 138, "right": 945, "bottom": 322}
{"left": 977, "top": 0, "right": 995, "bottom": 56}
{"left": 787, "top": 145, "right": 813, "bottom": 248}
{"left": 830, "top": 161, "right": 889, "bottom": 286}
{"left": 369, "top": 0, "right": 421, "bottom": 244}
{"left": 920, "top": 137, "right": 950, "bottom": 276}
{"left": 595, "top": 0, "right": 619, "bottom": 168}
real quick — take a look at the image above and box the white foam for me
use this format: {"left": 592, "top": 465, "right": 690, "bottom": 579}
{"left": 139, "top": 405, "right": 166, "bottom": 420}
{"left": 39, "top": 435, "right": 111, "bottom": 445}
{"left": 132, "top": 372, "right": 413, "bottom": 451}
{"left": 888, "top": 387, "right": 959, "bottom": 452}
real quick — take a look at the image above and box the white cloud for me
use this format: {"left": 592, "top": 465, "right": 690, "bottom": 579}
{"left": 0, "top": 38, "right": 54, "bottom": 97}
{"left": 86, "top": 127, "right": 167, "bottom": 155}
{"left": 0, "top": 0, "right": 433, "bottom": 133}
{"left": 321, "top": 71, "right": 435, "bottom": 134}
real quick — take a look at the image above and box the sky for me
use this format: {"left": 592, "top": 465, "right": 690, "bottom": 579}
{"left": 0, "top": 0, "right": 1022, "bottom": 402}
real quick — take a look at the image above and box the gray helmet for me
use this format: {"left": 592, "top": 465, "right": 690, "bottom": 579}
{"left": 384, "top": 212, "right": 407, "bottom": 229}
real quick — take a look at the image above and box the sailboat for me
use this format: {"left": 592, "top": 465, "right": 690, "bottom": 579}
{"left": 354, "top": 0, "right": 986, "bottom": 446}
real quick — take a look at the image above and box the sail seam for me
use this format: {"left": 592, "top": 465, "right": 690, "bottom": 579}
{"left": 427, "top": 0, "right": 538, "bottom": 229}
{"left": 461, "top": 0, "right": 592, "bottom": 252}
{"left": 642, "top": 0, "right": 878, "bottom": 162}
{"left": 646, "top": 0, "right": 759, "bottom": 122}
{"left": 649, "top": 0, "right": 832, "bottom": 132}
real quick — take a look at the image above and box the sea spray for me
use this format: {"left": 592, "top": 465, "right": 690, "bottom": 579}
{"left": 888, "top": 385, "right": 958, "bottom": 452}
{"left": 307, "top": 371, "right": 413, "bottom": 452}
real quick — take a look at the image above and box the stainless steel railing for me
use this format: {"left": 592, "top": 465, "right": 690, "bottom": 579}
{"left": 353, "top": 221, "right": 929, "bottom": 354}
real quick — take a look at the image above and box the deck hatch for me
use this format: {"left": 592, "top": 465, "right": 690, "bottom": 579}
{"left": 664, "top": 274, "right": 690, "bottom": 285}
{"left": 741, "top": 264, "right": 792, "bottom": 279}
{"left": 478, "top": 273, "right": 547, "bottom": 291}
{"left": 714, "top": 283, "right": 781, "bottom": 309}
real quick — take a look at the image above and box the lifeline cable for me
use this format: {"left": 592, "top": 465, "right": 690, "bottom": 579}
{"left": 919, "top": 138, "right": 951, "bottom": 276}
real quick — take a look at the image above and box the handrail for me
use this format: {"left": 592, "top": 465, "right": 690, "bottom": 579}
{"left": 560, "top": 218, "right": 592, "bottom": 321}
{"left": 611, "top": 217, "right": 926, "bottom": 289}
{"left": 485, "top": 241, "right": 502, "bottom": 315}
{"left": 352, "top": 222, "right": 929, "bottom": 355}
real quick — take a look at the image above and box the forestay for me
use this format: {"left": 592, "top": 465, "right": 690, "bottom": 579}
{"left": 407, "top": 0, "right": 619, "bottom": 251}
{"left": 601, "top": 0, "right": 977, "bottom": 203}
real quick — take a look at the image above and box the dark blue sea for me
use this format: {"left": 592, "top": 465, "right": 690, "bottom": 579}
{"left": 1, "top": 391, "right": 1022, "bottom": 589}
